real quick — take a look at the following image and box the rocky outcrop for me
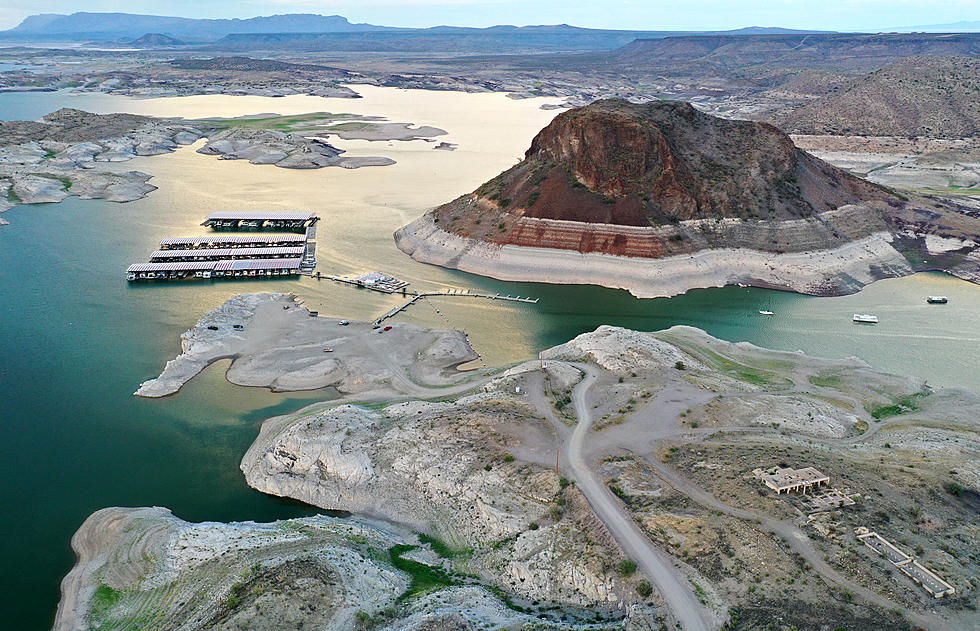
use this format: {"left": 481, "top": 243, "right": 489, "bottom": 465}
{"left": 242, "top": 395, "right": 629, "bottom": 608}
{"left": 53, "top": 507, "right": 411, "bottom": 631}
{"left": 432, "top": 99, "right": 892, "bottom": 229}
{"left": 55, "top": 504, "right": 647, "bottom": 631}
{"left": 397, "top": 99, "right": 980, "bottom": 296}
{"left": 0, "top": 110, "right": 204, "bottom": 222}
{"left": 198, "top": 127, "right": 396, "bottom": 169}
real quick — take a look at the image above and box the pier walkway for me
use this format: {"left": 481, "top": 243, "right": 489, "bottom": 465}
{"left": 319, "top": 272, "right": 538, "bottom": 324}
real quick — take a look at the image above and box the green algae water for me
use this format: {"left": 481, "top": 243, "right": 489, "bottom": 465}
{"left": 1, "top": 89, "right": 979, "bottom": 630}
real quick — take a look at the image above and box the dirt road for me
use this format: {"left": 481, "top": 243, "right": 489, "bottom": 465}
{"left": 565, "top": 363, "right": 716, "bottom": 631}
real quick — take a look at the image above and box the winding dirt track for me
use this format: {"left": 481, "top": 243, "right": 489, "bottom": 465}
{"left": 565, "top": 364, "right": 715, "bottom": 631}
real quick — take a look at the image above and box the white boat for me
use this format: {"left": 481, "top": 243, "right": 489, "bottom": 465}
{"left": 759, "top": 310, "right": 775, "bottom": 316}
{"left": 927, "top": 296, "right": 948, "bottom": 304}
{"left": 853, "top": 314, "right": 879, "bottom": 324}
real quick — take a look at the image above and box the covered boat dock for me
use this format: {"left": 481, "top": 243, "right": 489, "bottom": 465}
{"left": 149, "top": 247, "right": 305, "bottom": 262}
{"left": 159, "top": 234, "right": 308, "bottom": 250}
{"left": 127, "top": 258, "right": 302, "bottom": 281}
{"left": 202, "top": 211, "right": 319, "bottom": 230}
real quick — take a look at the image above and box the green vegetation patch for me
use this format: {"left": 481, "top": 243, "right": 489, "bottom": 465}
{"left": 657, "top": 332, "right": 793, "bottom": 388}
{"left": 865, "top": 393, "right": 926, "bottom": 420}
{"left": 808, "top": 373, "right": 844, "bottom": 389}
{"left": 616, "top": 558, "right": 637, "bottom": 577}
{"left": 89, "top": 583, "right": 124, "bottom": 619}
{"left": 389, "top": 544, "right": 458, "bottom": 601}
{"left": 417, "top": 533, "right": 471, "bottom": 559}
{"left": 195, "top": 112, "right": 354, "bottom": 132}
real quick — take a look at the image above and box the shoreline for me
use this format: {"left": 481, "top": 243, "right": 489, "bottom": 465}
{"left": 395, "top": 214, "right": 918, "bottom": 298}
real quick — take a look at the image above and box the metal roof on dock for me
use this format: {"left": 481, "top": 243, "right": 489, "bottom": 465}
{"left": 150, "top": 247, "right": 305, "bottom": 260}
{"left": 160, "top": 235, "right": 307, "bottom": 247}
{"left": 214, "top": 259, "right": 302, "bottom": 270}
{"left": 127, "top": 262, "right": 218, "bottom": 272}
{"left": 127, "top": 258, "right": 302, "bottom": 273}
{"left": 203, "top": 211, "right": 316, "bottom": 221}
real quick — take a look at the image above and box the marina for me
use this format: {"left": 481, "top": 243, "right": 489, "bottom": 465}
{"left": 331, "top": 271, "right": 412, "bottom": 293}
{"left": 322, "top": 270, "right": 540, "bottom": 324}
{"left": 129, "top": 216, "right": 317, "bottom": 281}
{"left": 201, "top": 211, "right": 319, "bottom": 230}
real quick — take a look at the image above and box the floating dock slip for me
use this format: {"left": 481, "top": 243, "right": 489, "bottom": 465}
{"left": 202, "top": 211, "right": 318, "bottom": 230}
{"left": 127, "top": 258, "right": 302, "bottom": 281}
{"left": 160, "top": 235, "right": 307, "bottom": 249}
{"left": 149, "top": 247, "right": 306, "bottom": 262}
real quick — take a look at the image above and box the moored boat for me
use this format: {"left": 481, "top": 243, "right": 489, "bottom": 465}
{"left": 853, "top": 314, "right": 879, "bottom": 324}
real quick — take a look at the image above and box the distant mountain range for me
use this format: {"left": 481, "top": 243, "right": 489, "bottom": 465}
{"left": 887, "top": 20, "right": 980, "bottom": 32}
{"left": 1, "top": 13, "right": 395, "bottom": 42}
{"left": 536, "top": 32, "right": 980, "bottom": 91}
{"left": 0, "top": 12, "right": 832, "bottom": 49}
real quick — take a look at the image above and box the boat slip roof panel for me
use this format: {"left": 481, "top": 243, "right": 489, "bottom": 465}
{"left": 127, "top": 262, "right": 217, "bottom": 272}
{"left": 129, "top": 258, "right": 302, "bottom": 273}
{"left": 160, "top": 235, "right": 306, "bottom": 246}
{"left": 150, "top": 247, "right": 305, "bottom": 259}
{"left": 213, "top": 258, "right": 302, "bottom": 271}
{"left": 204, "top": 211, "right": 316, "bottom": 221}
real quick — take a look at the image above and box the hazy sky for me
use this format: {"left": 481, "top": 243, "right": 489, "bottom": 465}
{"left": 0, "top": 0, "right": 976, "bottom": 32}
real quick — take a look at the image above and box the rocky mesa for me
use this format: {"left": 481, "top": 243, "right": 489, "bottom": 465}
{"left": 395, "top": 99, "right": 980, "bottom": 297}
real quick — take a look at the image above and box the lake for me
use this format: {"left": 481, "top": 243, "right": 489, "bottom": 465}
{"left": 1, "top": 86, "right": 977, "bottom": 630}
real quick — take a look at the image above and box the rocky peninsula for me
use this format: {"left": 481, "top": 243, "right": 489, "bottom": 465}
{"left": 61, "top": 319, "right": 980, "bottom": 631}
{"left": 396, "top": 100, "right": 980, "bottom": 297}
{"left": 135, "top": 293, "right": 479, "bottom": 398}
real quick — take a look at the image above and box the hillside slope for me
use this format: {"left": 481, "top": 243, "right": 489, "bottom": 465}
{"left": 775, "top": 56, "right": 980, "bottom": 137}
{"left": 445, "top": 99, "right": 891, "bottom": 230}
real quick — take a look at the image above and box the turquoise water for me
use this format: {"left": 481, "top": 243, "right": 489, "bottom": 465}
{"left": 0, "top": 198, "right": 334, "bottom": 630}
{"left": 1, "top": 89, "right": 978, "bottom": 629}
{"left": 0, "top": 89, "right": 129, "bottom": 121}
